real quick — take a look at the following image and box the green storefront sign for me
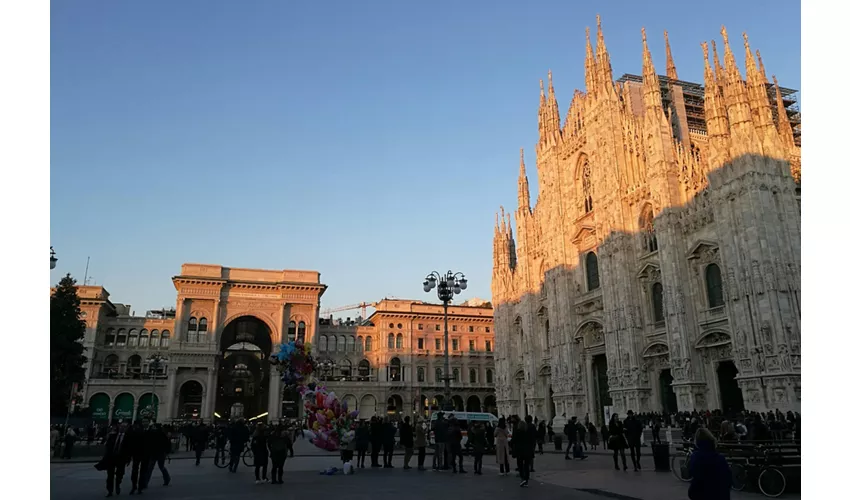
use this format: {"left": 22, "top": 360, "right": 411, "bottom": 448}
{"left": 89, "top": 394, "right": 110, "bottom": 421}
{"left": 113, "top": 393, "right": 134, "bottom": 421}
{"left": 138, "top": 393, "right": 159, "bottom": 421}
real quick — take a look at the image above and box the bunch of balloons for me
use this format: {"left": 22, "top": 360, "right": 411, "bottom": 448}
{"left": 269, "top": 340, "right": 315, "bottom": 387}
{"left": 299, "top": 382, "right": 359, "bottom": 452}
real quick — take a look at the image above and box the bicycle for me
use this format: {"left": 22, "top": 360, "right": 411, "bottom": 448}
{"left": 213, "top": 444, "right": 254, "bottom": 469}
{"left": 727, "top": 445, "right": 787, "bottom": 498}
{"left": 671, "top": 439, "right": 695, "bottom": 482}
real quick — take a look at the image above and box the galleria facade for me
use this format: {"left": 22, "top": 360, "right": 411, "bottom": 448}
{"left": 491, "top": 19, "right": 801, "bottom": 425}
{"left": 73, "top": 263, "right": 495, "bottom": 423}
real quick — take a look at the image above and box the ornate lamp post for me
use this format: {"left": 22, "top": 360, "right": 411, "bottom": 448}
{"left": 422, "top": 271, "right": 467, "bottom": 411}
{"left": 147, "top": 353, "right": 169, "bottom": 422}
{"left": 50, "top": 246, "right": 58, "bottom": 269}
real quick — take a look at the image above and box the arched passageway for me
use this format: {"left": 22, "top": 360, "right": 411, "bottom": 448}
{"left": 215, "top": 316, "right": 273, "bottom": 420}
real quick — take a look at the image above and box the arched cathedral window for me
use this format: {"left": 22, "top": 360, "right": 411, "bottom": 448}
{"left": 581, "top": 159, "right": 593, "bottom": 213}
{"left": 586, "top": 252, "right": 600, "bottom": 291}
{"left": 651, "top": 282, "right": 665, "bottom": 324}
{"left": 705, "top": 264, "right": 725, "bottom": 308}
{"left": 639, "top": 205, "right": 658, "bottom": 253}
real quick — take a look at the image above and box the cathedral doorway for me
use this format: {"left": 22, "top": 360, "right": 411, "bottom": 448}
{"left": 659, "top": 369, "right": 678, "bottom": 414}
{"left": 216, "top": 316, "right": 273, "bottom": 421}
{"left": 717, "top": 361, "right": 745, "bottom": 414}
{"left": 591, "top": 354, "right": 611, "bottom": 425}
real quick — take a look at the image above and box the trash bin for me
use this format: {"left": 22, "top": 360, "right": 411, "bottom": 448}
{"left": 554, "top": 435, "right": 563, "bottom": 451}
{"left": 652, "top": 443, "right": 670, "bottom": 472}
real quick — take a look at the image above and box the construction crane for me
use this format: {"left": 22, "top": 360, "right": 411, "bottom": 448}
{"left": 320, "top": 302, "right": 376, "bottom": 321}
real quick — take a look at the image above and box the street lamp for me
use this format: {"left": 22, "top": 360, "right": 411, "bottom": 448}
{"left": 147, "top": 353, "right": 169, "bottom": 422}
{"left": 422, "top": 271, "right": 467, "bottom": 411}
{"left": 50, "top": 247, "right": 58, "bottom": 269}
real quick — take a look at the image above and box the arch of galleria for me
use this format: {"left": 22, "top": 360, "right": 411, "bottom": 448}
{"left": 73, "top": 264, "right": 495, "bottom": 423}
{"left": 491, "top": 19, "right": 801, "bottom": 425}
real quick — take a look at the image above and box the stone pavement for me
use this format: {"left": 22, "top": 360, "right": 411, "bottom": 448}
{"left": 50, "top": 440, "right": 802, "bottom": 500}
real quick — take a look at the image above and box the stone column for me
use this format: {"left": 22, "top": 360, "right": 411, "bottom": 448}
{"left": 132, "top": 402, "right": 139, "bottom": 422}
{"left": 268, "top": 370, "right": 281, "bottom": 420}
{"left": 281, "top": 303, "right": 291, "bottom": 345}
{"left": 585, "top": 354, "right": 597, "bottom": 424}
{"left": 210, "top": 299, "right": 221, "bottom": 346}
{"left": 175, "top": 298, "right": 186, "bottom": 343}
{"left": 165, "top": 367, "right": 178, "bottom": 419}
{"left": 203, "top": 367, "right": 215, "bottom": 419}
{"left": 108, "top": 402, "right": 115, "bottom": 426}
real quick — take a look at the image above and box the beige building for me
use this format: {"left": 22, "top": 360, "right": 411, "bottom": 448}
{"left": 73, "top": 265, "right": 495, "bottom": 423}
{"left": 313, "top": 299, "right": 496, "bottom": 420}
{"left": 491, "top": 19, "right": 801, "bottom": 425}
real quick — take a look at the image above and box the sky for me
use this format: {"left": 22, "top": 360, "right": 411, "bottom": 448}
{"left": 50, "top": 0, "right": 801, "bottom": 316}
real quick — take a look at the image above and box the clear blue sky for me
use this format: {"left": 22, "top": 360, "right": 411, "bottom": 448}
{"left": 50, "top": 0, "right": 800, "bottom": 315}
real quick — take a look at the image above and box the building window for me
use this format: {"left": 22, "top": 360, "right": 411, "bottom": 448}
{"left": 339, "top": 359, "right": 352, "bottom": 378}
{"left": 319, "top": 335, "right": 328, "bottom": 351}
{"left": 435, "top": 368, "right": 442, "bottom": 383}
{"left": 187, "top": 317, "right": 198, "bottom": 343}
{"left": 705, "top": 263, "right": 725, "bottom": 308}
{"left": 198, "top": 317, "right": 208, "bottom": 343}
{"left": 639, "top": 205, "right": 659, "bottom": 253}
{"left": 452, "top": 368, "right": 460, "bottom": 383}
{"left": 582, "top": 157, "right": 593, "bottom": 213}
{"left": 330, "top": 335, "right": 339, "bottom": 352}
{"left": 105, "top": 328, "right": 116, "bottom": 346}
{"left": 139, "top": 329, "right": 149, "bottom": 347}
{"left": 348, "top": 336, "right": 356, "bottom": 352}
{"left": 469, "top": 369, "right": 477, "bottom": 384}
{"left": 586, "top": 252, "right": 600, "bottom": 291}
{"left": 485, "top": 327, "right": 490, "bottom": 333}
{"left": 103, "top": 354, "right": 119, "bottom": 375}
{"left": 389, "top": 323, "right": 395, "bottom": 329}
{"left": 435, "top": 339, "right": 442, "bottom": 351}
{"left": 452, "top": 325, "right": 457, "bottom": 332}
{"left": 417, "top": 367, "right": 425, "bottom": 382}
{"left": 387, "top": 333, "right": 395, "bottom": 350}
{"left": 651, "top": 282, "right": 665, "bottom": 323}
{"left": 468, "top": 325, "right": 474, "bottom": 333}
{"left": 288, "top": 321, "right": 297, "bottom": 343}
{"left": 435, "top": 324, "right": 441, "bottom": 331}
{"left": 418, "top": 323, "right": 423, "bottom": 330}
{"left": 357, "top": 336, "right": 364, "bottom": 352}
{"left": 365, "top": 336, "right": 373, "bottom": 352}
{"left": 468, "top": 340, "right": 475, "bottom": 351}
{"left": 297, "top": 321, "right": 306, "bottom": 342}
{"left": 397, "top": 324, "right": 402, "bottom": 330}
{"left": 116, "top": 329, "right": 127, "bottom": 347}
{"left": 358, "top": 359, "right": 371, "bottom": 379}
{"left": 128, "top": 329, "right": 138, "bottom": 347}
{"left": 418, "top": 338, "right": 424, "bottom": 349}
{"left": 486, "top": 369, "right": 494, "bottom": 384}
{"left": 452, "top": 339, "right": 459, "bottom": 351}
{"left": 149, "top": 329, "right": 159, "bottom": 347}
{"left": 545, "top": 320, "right": 550, "bottom": 348}
{"left": 389, "top": 358, "right": 401, "bottom": 382}
{"left": 485, "top": 340, "right": 492, "bottom": 352}
{"left": 396, "top": 334, "right": 403, "bottom": 349}
{"left": 160, "top": 330, "right": 170, "bottom": 348}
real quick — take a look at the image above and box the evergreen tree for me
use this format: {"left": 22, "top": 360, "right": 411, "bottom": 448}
{"left": 51, "top": 274, "right": 88, "bottom": 416}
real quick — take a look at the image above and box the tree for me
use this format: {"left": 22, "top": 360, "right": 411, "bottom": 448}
{"left": 51, "top": 274, "right": 88, "bottom": 416}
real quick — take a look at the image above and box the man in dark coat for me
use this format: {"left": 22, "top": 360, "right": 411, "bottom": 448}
{"left": 192, "top": 422, "right": 209, "bottom": 466}
{"left": 688, "top": 428, "right": 732, "bottom": 500}
{"left": 382, "top": 419, "right": 396, "bottom": 468}
{"left": 564, "top": 417, "right": 578, "bottom": 459}
{"left": 370, "top": 417, "right": 383, "bottom": 467}
{"left": 228, "top": 420, "right": 249, "bottom": 473}
{"left": 432, "top": 413, "right": 448, "bottom": 470}
{"left": 515, "top": 416, "right": 536, "bottom": 487}
{"left": 100, "top": 423, "right": 132, "bottom": 497}
{"left": 140, "top": 423, "right": 171, "bottom": 489}
{"left": 399, "top": 416, "right": 415, "bottom": 469}
{"left": 624, "top": 410, "right": 644, "bottom": 470}
{"left": 448, "top": 417, "right": 466, "bottom": 474}
{"left": 128, "top": 421, "right": 150, "bottom": 494}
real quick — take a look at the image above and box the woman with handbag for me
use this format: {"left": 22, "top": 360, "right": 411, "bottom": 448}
{"left": 608, "top": 414, "right": 628, "bottom": 471}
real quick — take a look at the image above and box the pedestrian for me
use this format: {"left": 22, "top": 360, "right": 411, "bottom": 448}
{"left": 514, "top": 416, "right": 535, "bottom": 488}
{"left": 432, "top": 413, "right": 448, "bottom": 471}
{"left": 355, "top": 420, "right": 370, "bottom": 468}
{"left": 214, "top": 424, "right": 228, "bottom": 467}
{"left": 624, "top": 410, "right": 644, "bottom": 470}
{"left": 601, "top": 422, "right": 610, "bottom": 450}
{"left": 414, "top": 420, "right": 427, "bottom": 471}
{"left": 50, "top": 426, "right": 60, "bottom": 457}
{"left": 128, "top": 421, "right": 150, "bottom": 494}
{"left": 192, "top": 422, "right": 209, "bottom": 466}
{"left": 652, "top": 417, "right": 662, "bottom": 444}
{"left": 688, "top": 428, "right": 732, "bottom": 500}
{"left": 369, "top": 417, "right": 383, "bottom": 467}
{"left": 588, "top": 422, "right": 599, "bottom": 450}
{"left": 564, "top": 416, "right": 578, "bottom": 459}
{"left": 400, "top": 416, "right": 414, "bottom": 470}
{"left": 470, "top": 422, "right": 486, "bottom": 475}
{"left": 140, "top": 423, "right": 171, "bottom": 489}
{"left": 228, "top": 419, "right": 249, "bottom": 473}
{"left": 495, "top": 417, "right": 511, "bottom": 475}
{"left": 251, "top": 424, "right": 269, "bottom": 484}
{"left": 268, "top": 426, "right": 290, "bottom": 484}
{"left": 547, "top": 422, "right": 554, "bottom": 443}
{"left": 577, "top": 420, "right": 588, "bottom": 450}
{"left": 536, "top": 421, "right": 546, "bottom": 453}
{"left": 382, "top": 418, "right": 396, "bottom": 468}
{"left": 448, "top": 417, "right": 466, "bottom": 473}
{"left": 99, "top": 423, "right": 131, "bottom": 497}
{"left": 62, "top": 426, "right": 78, "bottom": 459}
{"left": 608, "top": 414, "right": 628, "bottom": 471}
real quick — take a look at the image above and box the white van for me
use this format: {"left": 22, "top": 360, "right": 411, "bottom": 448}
{"left": 428, "top": 411, "right": 500, "bottom": 447}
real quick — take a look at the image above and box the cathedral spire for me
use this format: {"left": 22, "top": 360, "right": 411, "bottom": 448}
{"left": 711, "top": 40, "right": 724, "bottom": 82}
{"left": 721, "top": 26, "right": 743, "bottom": 85}
{"left": 547, "top": 69, "right": 561, "bottom": 132}
{"left": 538, "top": 79, "right": 548, "bottom": 138}
{"left": 773, "top": 75, "right": 796, "bottom": 149}
{"left": 641, "top": 28, "right": 662, "bottom": 109}
{"left": 664, "top": 30, "right": 678, "bottom": 80}
{"left": 702, "top": 41, "right": 730, "bottom": 170}
{"left": 584, "top": 27, "right": 597, "bottom": 96}
{"left": 518, "top": 148, "right": 531, "bottom": 214}
{"left": 756, "top": 50, "right": 767, "bottom": 81}
{"left": 595, "top": 15, "right": 613, "bottom": 88}
{"left": 743, "top": 33, "right": 762, "bottom": 85}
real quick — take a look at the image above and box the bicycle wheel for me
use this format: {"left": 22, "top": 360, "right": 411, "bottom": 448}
{"left": 671, "top": 454, "right": 692, "bottom": 482}
{"left": 729, "top": 463, "right": 747, "bottom": 491}
{"left": 242, "top": 448, "right": 254, "bottom": 467}
{"left": 214, "top": 445, "right": 230, "bottom": 468}
{"left": 758, "top": 467, "right": 786, "bottom": 498}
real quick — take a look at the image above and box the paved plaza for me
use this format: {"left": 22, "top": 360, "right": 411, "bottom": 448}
{"left": 50, "top": 440, "right": 800, "bottom": 500}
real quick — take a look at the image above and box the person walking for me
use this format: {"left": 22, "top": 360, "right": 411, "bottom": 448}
{"left": 228, "top": 420, "right": 249, "bottom": 473}
{"left": 577, "top": 420, "right": 588, "bottom": 450}
{"left": 601, "top": 422, "right": 610, "bottom": 450}
{"left": 127, "top": 421, "right": 150, "bottom": 494}
{"left": 99, "top": 423, "right": 131, "bottom": 497}
{"left": 688, "top": 428, "right": 732, "bottom": 500}
{"left": 470, "top": 422, "right": 486, "bottom": 475}
{"left": 564, "top": 417, "right": 577, "bottom": 459}
{"left": 192, "top": 422, "right": 209, "bottom": 466}
{"left": 268, "top": 426, "right": 290, "bottom": 485}
{"left": 536, "top": 421, "right": 546, "bottom": 454}
{"left": 495, "top": 417, "right": 511, "bottom": 476}
{"left": 251, "top": 424, "right": 269, "bottom": 484}
{"left": 355, "top": 420, "right": 370, "bottom": 469}
{"left": 213, "top": 424, "right": 228, "bottom": 467}
{"left": 382, "top": 418, "right": 396, "bottom": 468}
{"left": 62, "top": 426, "right": 78, "bottom": 459}
{"left": 608, "top": 414, "right": 628, "bottom": 471}
{"left": 588, "top": 422, "right": 599, "bottom": 450}
{"left": 651, "top": 417, "right": 662, "bottom": 444}
{"left": 448, "top": 417, "right": 467, "bottom": 473}
{"left": 432, "top": 413, "right": 448, "bottom": 471}
{"left": 414, "top": 420, "right": 427, "bottom": 471}
{"left": 514, "top": 416, "right": 535, "bottom": 487}
{"left": 140, "top": 423, "right": 171, "bottom": 489}
{"left": 399, "top": 416, "right": 414, "bottom": 470}
{"left": 369, "top": 417, "right": 382, "bottom": 467}
{"left": 624, "top": 410, "right": 644, "bottom": 470}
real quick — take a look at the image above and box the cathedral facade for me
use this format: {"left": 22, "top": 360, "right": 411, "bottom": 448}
{"left": 491, "top": 18, "right": 801, "bottom": 425}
